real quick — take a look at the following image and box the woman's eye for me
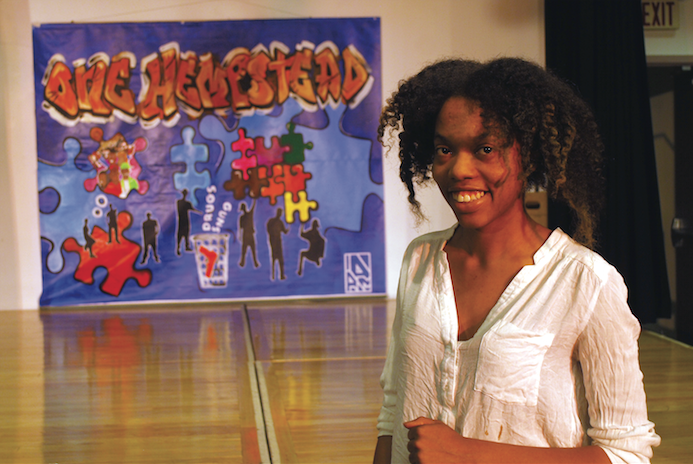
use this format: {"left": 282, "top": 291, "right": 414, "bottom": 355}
{"left": 435, "top": 146, "right": 451, "bottom": 156}
{"left": 478, "top": 146, "right": 493, "bottom": 156}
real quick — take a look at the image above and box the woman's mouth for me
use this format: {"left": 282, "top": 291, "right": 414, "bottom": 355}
{"left": 452, "top": 191, "right": 486, "bottom": 203}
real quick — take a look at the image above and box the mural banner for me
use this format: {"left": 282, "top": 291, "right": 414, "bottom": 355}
{"left": 33, "top": 18, "right": 385, "bottom": 307}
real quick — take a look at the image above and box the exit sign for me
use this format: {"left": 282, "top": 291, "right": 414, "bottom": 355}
{"left": 642, "top": 1, "right": 679, "bottom": 30}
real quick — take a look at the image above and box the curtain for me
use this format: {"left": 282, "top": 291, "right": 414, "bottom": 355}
{"left": 545, "top": 0, "right": 670, "bottom": 322}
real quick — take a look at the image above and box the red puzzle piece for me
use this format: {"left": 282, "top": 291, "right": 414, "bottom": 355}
{"left": 63, "top": 211, "right": 152, "bottom": 296}
{"left": 250, "top": 135, "right": 289, "bottom": 168}
{"left": 260, "top": 163, "right": 286, "bottom": 205}
{"left": 231, "top": 152, "right": 258, "bottom": 181}
{"left": 279, "top": 164, "right": 312, "bottom": 202}
{"left": 231, "top": 128, "right": 255, "bottom": 157}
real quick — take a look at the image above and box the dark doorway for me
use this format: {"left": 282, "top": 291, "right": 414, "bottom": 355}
{"left": 648, "top": 65, "right": 693, "bottom": 344}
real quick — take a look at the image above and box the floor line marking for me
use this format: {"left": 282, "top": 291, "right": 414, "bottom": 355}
{"left": 242, "top": 304, "right": 272, "bottom": 463}
{"left": 256, "top": 360, "right": 282, "bottom": 463}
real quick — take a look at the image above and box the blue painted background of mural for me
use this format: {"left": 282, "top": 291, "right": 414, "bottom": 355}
{"left": 33, "top": 18, "right": 385, "bottom": 306}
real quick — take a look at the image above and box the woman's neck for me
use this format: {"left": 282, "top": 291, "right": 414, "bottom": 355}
{"left": 447, "top": 213, "right": 551, "bottom": 267}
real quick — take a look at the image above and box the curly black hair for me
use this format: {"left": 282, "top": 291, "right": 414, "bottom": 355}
{"left": 379, "top": 57, "right": 604, "bottom": 248}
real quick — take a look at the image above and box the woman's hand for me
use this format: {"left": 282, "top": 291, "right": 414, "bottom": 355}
{"left": 404, "top": 417, "right": 467, "bottom": 463}
{"left": 404, "top": 417, "right": 611, "bottom": 464}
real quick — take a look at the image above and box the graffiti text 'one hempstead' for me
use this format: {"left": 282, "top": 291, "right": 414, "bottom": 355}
{"left": 42, "top": 40, "right": 375, "bottom": 129}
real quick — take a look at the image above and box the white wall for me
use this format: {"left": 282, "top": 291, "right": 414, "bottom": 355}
{"left": 0, "top": 1, "right": 39, "bottom": 310}
{"left": 0, "top": 0, "right": 545, "bottom": 309}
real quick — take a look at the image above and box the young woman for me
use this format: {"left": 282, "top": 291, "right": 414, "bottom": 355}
{"left": 374, "top": 58, "right": 660, "bottom": 464}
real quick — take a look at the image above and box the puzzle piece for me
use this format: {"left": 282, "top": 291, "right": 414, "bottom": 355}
{"left": 223, "top": 166, "right": 269, "bottom": 200}
{"left": 197, "top": 112, "right": 294, "bottom": 189}
{"left": 198, "top": 115, "right": 240, "bottom": 183}
{"left": 284, "top": 190, "right": 318, "bottom": 224}
{"left": 223, "top": 170, "right": 247, "bottom": 200}
{"left": 275, "top": 163, "right": 313, "bottom": 203}
{"left": 260, "top": 164, "right": 286, "bottom": 205}
{"left": 250, "top": 135, "right": 289, "bottom": 168}
{"left": 198, "top": 109, "right": 292, "bottom": 187}
{"left": 63, "top": 211, "right": 152, "bottom": 297}
{"left": 280, "top": 122, "right": 313, "bottom": 165}
{"left": 297, "top": 102, "right": 382, "bottom": 231}
{"left": 83, "top": 132, "right": 149, "bottom": 199}
{"left": 231, "top": 127, "right": 254, "bottom": 157}
{"left": 39, "top": 137, "right": 98, "bottom": 273}
{"left": 230, "top": 150, "right": 258, "bottom": 180}
{"left": 170, "top": 126, "right": 212, "bottom": 207}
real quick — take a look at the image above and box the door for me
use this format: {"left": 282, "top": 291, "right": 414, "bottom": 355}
{"left": 674, "top": 69, "right": 693, "bottom": 345}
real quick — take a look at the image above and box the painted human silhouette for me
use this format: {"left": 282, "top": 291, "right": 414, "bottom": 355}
{"left": 107, "top": 204, "right": 119, "bottom": 244}
{"left": 83, "top": 219, "right": 96, "bottom": 258}
{"left": 176, "top": 189, "right": 198, "bottom": 256}
{"left": 141, "top": 212, "right": 160, "bottom": 264}
{"left": 266, "top": 207, "right": 289, "bottom": 280}
{"left": 297, "top": 219, "right": 325, "bottom": 276}
{"left": 238, "top": 200, "right": 260, "bottom": 268}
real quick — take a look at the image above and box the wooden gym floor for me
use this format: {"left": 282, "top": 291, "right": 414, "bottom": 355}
{"left": 0, "top": 299, "right": 691, "bottom": 463}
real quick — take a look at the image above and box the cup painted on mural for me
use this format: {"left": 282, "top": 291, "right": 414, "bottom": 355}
{"left": 191, "top": 233, "right": 230, "bottom": 289}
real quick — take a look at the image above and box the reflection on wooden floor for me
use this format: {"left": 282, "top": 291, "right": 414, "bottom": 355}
{"left": 640, "top": 331, "right": 693, "bottom": 463}
{"left": 0, "top": 300, "right": 691, "bottom": 463}
{"left": 248, "top": 302, "right": 390, "bottom": 463}
{"left": 6, "top": 307, "right": 260, "bottom": 464}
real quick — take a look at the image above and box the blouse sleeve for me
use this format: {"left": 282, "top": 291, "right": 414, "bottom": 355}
{"left": 576, "top": 266, "right": 661, "bottom": 463}
{"left": 376, "top": 319, "right": 399, "bottom": 437}
{"left": 376, "top": 244, "right": 413, "bottom": 437}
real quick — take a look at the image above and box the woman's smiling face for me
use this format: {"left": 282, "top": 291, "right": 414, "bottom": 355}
{"left": 432, "top": 96, "right": 526, "bottom": 232}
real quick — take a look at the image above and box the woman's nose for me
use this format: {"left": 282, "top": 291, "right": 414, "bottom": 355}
{"left": 449, "top": 151, "right": 476, "bottom": 179}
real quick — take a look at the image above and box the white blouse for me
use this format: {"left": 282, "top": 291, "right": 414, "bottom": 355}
{"left": 378, "top": 227, "right": 660, "bottom": 463}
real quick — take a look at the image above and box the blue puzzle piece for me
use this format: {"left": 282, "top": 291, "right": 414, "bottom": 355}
{"left": 38, "top": 137, "right": 108, "bottom": 273}
{"left": 170, "top": 126, "right": 212, "bottom": 207}
{"left": 198, "top": 115, "right": 237, "bottom": 189}
{"left": 295, "top": 102, "right": 382, "bottom": 232}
